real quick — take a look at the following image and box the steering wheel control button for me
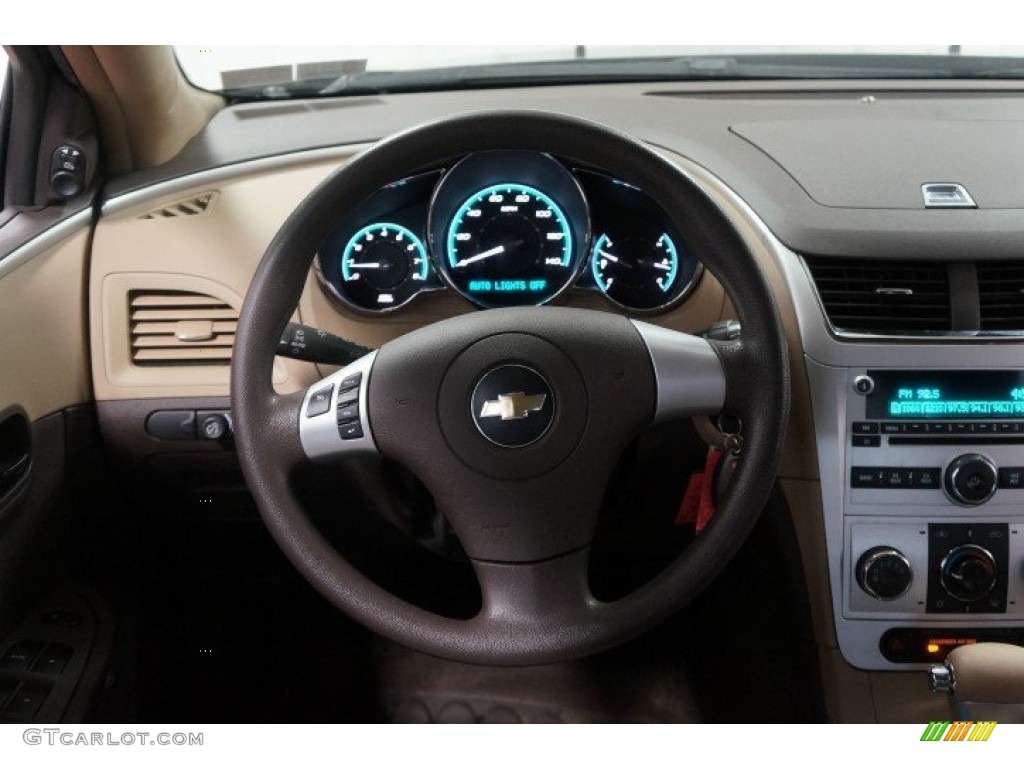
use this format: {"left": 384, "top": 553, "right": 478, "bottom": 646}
{"left": 306, "top": 384, "right": 334, "bottom": 418}
{"left": 339, "top": 422, "right": 364, "bottom": 441}
{"left": 299, "top": 351, "right": 378, "bottom": 460}
{"left": 471, "top": 365, "right": 554, "bottom": 448}
{"left": 940, "top": 544, "right": 998, "bottom": 602}
{"left": 337, "top": 402, "right": 360, "bottom": 424}
{"left": 856, "top": 546, "right": 913, "bottom": 600}
{"left": 339, "top": 371, "right": 362, "bottom": 390}
{"left": 943, "top": 453, "right": 998, "bottom": 505}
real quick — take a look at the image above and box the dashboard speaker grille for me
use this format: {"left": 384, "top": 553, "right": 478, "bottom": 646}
{"left": 978, "top": 262, "right": 1024, "bottom": 331}
{"left": 804, "top": 257, "right": 951, "bottom": 333}
{"left": 129, "top": 290, "right": 237, "bottom": 366}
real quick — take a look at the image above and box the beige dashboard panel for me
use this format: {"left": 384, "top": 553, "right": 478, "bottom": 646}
{"left": 89, "top": 157, "right": 356, "bottom": 400}
{"left": 0, "top": 229, "right": 91, "bottom": 421}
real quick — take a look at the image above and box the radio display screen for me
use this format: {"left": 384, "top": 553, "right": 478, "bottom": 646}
{"left": 865, "top": 370, "right": 1024, "bottom": 419}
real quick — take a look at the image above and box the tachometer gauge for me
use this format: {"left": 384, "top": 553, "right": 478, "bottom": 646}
{"left": 591, "top": 232, "right": 682, "bottom": 311}
{"left": 430, "top": 152, "right": 589, "bottom": 309}
{"left": 338, "top": 222, "right": 429, "bottom": 310}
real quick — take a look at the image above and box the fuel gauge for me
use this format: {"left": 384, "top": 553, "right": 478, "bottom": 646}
{"left": 591, "top": 232, "right": 695, "bottom": 311}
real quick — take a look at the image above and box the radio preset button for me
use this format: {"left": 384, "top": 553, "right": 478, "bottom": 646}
{"left": 851, "top": 467, "right": 883, "bottom": 488}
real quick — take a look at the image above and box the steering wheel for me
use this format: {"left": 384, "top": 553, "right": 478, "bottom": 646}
{"left": 231, "top": 111, "right": 789, "bottom": 666}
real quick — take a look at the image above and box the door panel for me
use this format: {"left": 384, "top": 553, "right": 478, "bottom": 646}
{"left": 0, "top": 228, "right": 91, "bottom": 421}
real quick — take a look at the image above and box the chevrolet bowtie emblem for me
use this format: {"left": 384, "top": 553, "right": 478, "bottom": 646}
{"left": 479, "top": 392, "right": 547, "bottom": 421}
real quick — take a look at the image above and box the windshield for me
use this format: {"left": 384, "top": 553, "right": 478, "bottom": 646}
{"left": 175, "top": 45, "right": 1024, "bottom": 99}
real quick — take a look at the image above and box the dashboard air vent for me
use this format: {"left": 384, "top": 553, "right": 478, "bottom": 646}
{"left": 129, "top": 290, "right": 237, "bottom": 366}
{"left": 978, "top": 262, "right": 1024, "bottom": 331}
{"left": 804, "top": 257, "right": 951, "bottom": 333}
{"left": 138, "top": 192, "right": 217, "bottom": 220}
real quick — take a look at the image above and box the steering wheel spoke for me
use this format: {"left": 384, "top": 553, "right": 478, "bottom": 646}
{"left": 473, "top": 550, "right": 595, "bottom": 633}
{"left": 631, "top": 321, "right": 727, "bottom": 424}
{"left": 298, "top": 351, "right": 379, "bottom": 462}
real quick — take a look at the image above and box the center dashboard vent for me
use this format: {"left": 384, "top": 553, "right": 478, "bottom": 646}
{"left": 978, "top": 262, "right": 1024, "bottom": 331}
{"left": 804, "top": 257, "right": 952, "bottom": 334}
{"left": 129, "top": 290, "right": 238, "bottom": 366}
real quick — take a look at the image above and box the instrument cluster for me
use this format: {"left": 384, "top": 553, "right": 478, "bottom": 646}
{"left": 316, "top": 151, "right": 703, "bottom": 314}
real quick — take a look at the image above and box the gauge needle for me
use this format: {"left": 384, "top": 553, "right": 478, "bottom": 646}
{"left": 456, "top": 245, "right": 505, "bottom": 268}
{"left": 599, "top": 251, "right": 619, "bottom": 262}
{"left": 346, "top": 262, "right": 382, "bottom": 269}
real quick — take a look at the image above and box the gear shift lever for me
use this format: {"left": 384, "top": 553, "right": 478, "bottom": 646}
{"left": 930, "top": 643, "right": 1024, "bottom": 723}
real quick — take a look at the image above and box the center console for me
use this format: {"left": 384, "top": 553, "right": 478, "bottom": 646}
{"left": 796, "top": 325, "right": 1024, "bottom": 671}
{"left": 839, "top": 369, "right": 1024, "bottom": 665}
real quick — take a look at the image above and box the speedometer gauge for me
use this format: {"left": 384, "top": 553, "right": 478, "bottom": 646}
{"left": 445, "top": 183, "right": 573, "bottom": 308}
{"left": 430, "top": 151, "right": 590, "bottom": 309}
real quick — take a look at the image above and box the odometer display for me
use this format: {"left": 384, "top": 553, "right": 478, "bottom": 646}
{"left": 444, "top": 182, "right": 575, "bottom": 308}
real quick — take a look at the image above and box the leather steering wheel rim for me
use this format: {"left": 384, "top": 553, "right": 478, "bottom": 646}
{"left": 231, "top": 110, "right": 790, "bottom": 666}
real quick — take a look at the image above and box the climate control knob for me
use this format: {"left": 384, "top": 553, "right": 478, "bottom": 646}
{"left": 943, "top": 454, "right": 998, "bottom": 506}
{"left": 856, "top": 546, "right": 913, "bottom": 600}
{"left": 940, "top": 544, "right": 998, "bottom": 602}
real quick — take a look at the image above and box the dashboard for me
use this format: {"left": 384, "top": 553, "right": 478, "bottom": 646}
{"left": 315, "top": 152, "right": 701, "bottom": 315}
{"left": 73, "top": 80, "right": 1024, "bottom": 720}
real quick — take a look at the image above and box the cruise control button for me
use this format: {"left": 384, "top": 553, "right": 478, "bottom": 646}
{"left": 306, "top": 385, "right": 334, "bottom": 418}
